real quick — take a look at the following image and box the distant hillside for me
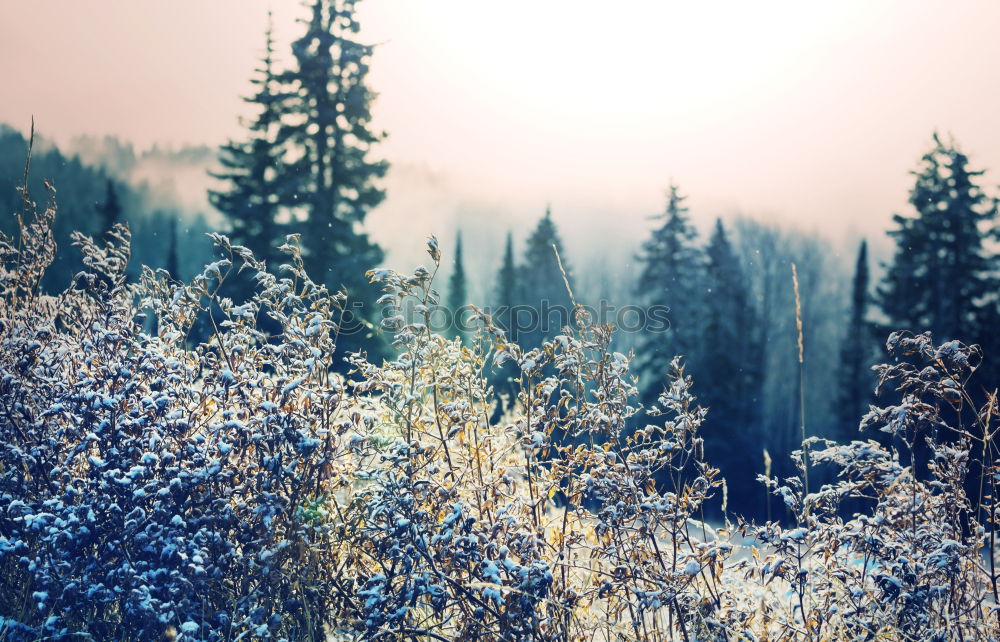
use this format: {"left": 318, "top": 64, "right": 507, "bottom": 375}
{"left": 0, "top": 125, "right": 217, "bottom": 290}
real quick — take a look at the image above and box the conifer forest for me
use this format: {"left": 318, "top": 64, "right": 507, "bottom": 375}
{"left": 2, "top": 1, "right": 1000, "bottom": 640}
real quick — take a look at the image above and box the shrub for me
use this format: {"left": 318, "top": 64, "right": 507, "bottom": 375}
{"left": 1, "top": 184, "right": 998, "bottom": 640}
{"left": 1, "top": 185, "right": 345, "bottom": 640}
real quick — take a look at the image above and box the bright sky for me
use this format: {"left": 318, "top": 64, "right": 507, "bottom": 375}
{"left": 3, "top": 1, "right": 1000, "bottom": 267}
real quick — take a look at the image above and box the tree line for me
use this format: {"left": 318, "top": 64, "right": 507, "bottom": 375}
{"left": 0, "top": 125, "right": 216, "bottom": 295}
{"left": 5, "top": 0, "right": 999, "bottom": 520}
{"left": 445, "top": 134, "right": 1000, "bottom": 518}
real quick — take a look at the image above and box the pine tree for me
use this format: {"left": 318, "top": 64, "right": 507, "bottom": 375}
{"left": 838, "top": 240, "right": 875, "bottom": 435}
{"left": 878, "top": 135, "right": 998, "bottom": 354}
{"left": 635, "top": 183, "right": 704, "bottom": 402}
{"left": 494, "top": 232, "right": 518, "bottom": 339}
{"left": 701, "top": 219, "right": 759, "bottom": 416}
{"left": 97, "top": 178, "right": 123, "bottom": 231}
{"left": 209, "top": 12, "right": 286, "bottom": 269}
{"left": 486, "top": 232, "right": 520, "bottom": 417}
{"left": 166, "top": 216, "right": 180, "bottom": 280}
{"left": 699, "top": 219, "right": 762, "bottom": 510}
{"left": 518, "top": 206, "right": 573, "bottom": 349}
{"left": 281, "top": 0, "right": 387, "bottom": 362}
{"left": 447, "top": 231, "right": 468, "bottom": 341}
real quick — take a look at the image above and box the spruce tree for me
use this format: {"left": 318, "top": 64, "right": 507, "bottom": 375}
{"left": 878, "top": 135, "right": 998, "bottom": 356}
{"left": 447, "top": 231, "right": 468, "bottom": 341}
{"left": 487, "top": 232, "right": 520, "bottom": 417}
{"left": 166, "top": 216, "right": 180, "bottom": 280}
{"left": 281, "top": 0, "right": 387, "bottom": 361}
{"left": 838, "top": 240, "right": 875, "bottom": 435}
{"left": 97, "top": 177, "right": 123, "bottom": 231}
{"left": 518, "top": 206, "right": 573, "bottom": 349}
{"left": 701, "top": 223, "right": 757, "bottom": 385}
{"left": 494, "top": 232, "right": 518, "bottom": 340}
{"left": 209, "top": 12, "right": 286, "bottom": 269}
{"left": 699, "top": 219, "right": 762, "bottom": 510}
{"left": 635, "top": 183, "right": 704, "bottom": 402}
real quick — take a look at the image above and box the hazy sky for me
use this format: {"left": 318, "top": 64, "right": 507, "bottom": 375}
{"left": 3, "top": 1, "right": 1000, "bottom": 268}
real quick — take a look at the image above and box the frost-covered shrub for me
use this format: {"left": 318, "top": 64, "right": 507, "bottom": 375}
{"left": 742, "top": 331, "right": 1000, "bottom": 641}
{"left": 1, "top": 180, "right": 998, "bottom": 641}
{"left": 1, "top": 185, "right": 350, "bottom": 640}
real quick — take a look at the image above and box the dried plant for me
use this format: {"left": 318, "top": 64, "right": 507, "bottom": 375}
{"left": 1, "top": 183, "right": 998, "bottom": 641}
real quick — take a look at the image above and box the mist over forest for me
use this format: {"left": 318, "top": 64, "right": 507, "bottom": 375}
{"left": 2, "top": 123, "right": 872, "bottom": 309}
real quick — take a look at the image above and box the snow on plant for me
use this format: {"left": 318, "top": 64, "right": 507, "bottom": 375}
{"left": 1, "top": 182, "right": 352, "bottom": 640}
{"left": 1, "top": 179, "right": 999, "bottom": 641}
{"left": 745, "top": 331, "right": 1000, "bottom": 641}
